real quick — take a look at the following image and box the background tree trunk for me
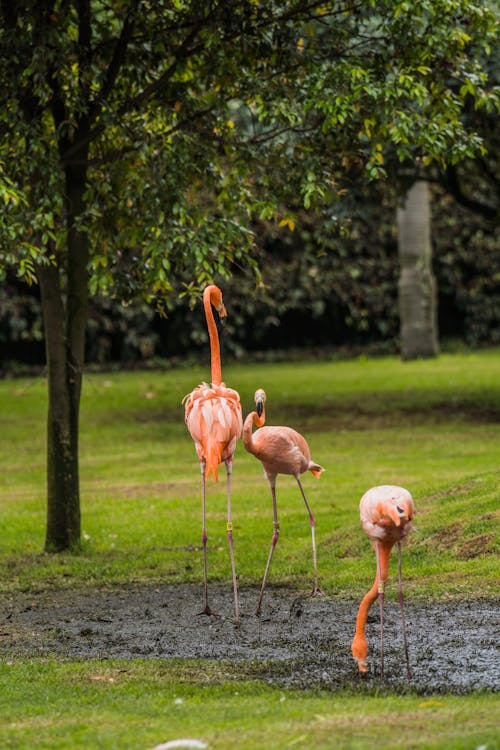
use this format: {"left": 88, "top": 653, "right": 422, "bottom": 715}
{"left": 397, "top": 180, "right": 440, "bottom": 360}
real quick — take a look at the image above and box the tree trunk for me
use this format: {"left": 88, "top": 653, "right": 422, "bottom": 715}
{"left": 38, "top": 161, "right": 89, "bottom": 551}
{"left": 37, "top": 262, "right": 82, "bottom": 551}
{"left": 397, "top": 180, "right": 440, "bottom": 360}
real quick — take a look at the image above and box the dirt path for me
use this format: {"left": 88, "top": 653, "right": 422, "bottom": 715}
{"left": 1, "top": 584, "right": 498, "bottom": 694}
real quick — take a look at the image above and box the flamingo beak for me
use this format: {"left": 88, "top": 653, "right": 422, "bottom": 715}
{"left": 216, "top": 302, "right": 227, "bottom": 319}
{"left": 255, "top": 391, "right": 265, "bottom": 417}
{"left": 387, "top": 506, "right": 402, "bottom": 526}
{"left": 356, "top": 658, "right": 369, "bottom": 673}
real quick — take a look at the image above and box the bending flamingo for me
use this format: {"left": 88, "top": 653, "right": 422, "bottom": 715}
{"left": 183, "top": 285, "right": 242, "bottom": 624}
{"left": 243, "top": 389, "right": 324, "bottom": 615}
{"left": 351, "top": 484, "right": 414, "bottom": 679}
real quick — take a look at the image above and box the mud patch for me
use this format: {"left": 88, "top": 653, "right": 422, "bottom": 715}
{"left": 456, "top": 533, "right": 496, "bottom": 559}
{"left": 1, "top": 585, "right": 498, "bottom": 695}
{"left": 432, "top": 522, "right": 465, "bottom": 550}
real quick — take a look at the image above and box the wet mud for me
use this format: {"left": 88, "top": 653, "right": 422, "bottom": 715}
{"left": 1, "top": 584, "right": 498, "bottom": 694}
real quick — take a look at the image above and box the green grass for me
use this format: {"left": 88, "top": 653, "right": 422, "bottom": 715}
{"left": 1, "top": 349, "right": 498, "bottom": 597}
{"left": 0, "top": 660, "right": 498, "bottom": 750}
{"left": 1, "top": 349, "right": 499, "bottom": 749}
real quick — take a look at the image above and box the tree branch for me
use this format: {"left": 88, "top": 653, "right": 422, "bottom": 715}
{"left": 77, "top": 0, "right": 92, "bottom": 82}
{"left": 61, "top": 14, "right": 207, "bottom": 164}
{"left": 442, "top": 165, "right": 498, "bottom": 222}
{"left": 89, "top": 0, "right": 141, "bottom": 124}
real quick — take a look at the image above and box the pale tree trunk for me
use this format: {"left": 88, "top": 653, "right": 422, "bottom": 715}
{"left": 37, "top": 161, "right": 89, "bottom": 551}
{"left": 397, "top": 180, "right": 440, "bottom": 360}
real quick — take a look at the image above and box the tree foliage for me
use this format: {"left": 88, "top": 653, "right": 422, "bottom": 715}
{"left": 0, "top": 0, "right": 498, "bottom": 298}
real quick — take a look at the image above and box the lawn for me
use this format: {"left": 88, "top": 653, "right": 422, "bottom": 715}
{"left": 1, "top": 660, "right": 498, "bottom": 750}
{"left": 0, "top": 349, "right": 499, "bottom": 749}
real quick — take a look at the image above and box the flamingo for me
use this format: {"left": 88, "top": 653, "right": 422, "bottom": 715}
{"left": 183, "top": 285, "right": 242, "bottom": 625}
{"left": 242, "top": 389, "right": 325, "bottom": 615}
{"left": 351, "top": 484, "right": 414, "bottom": 679}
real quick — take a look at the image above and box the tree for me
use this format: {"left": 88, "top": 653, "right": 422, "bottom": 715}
{"left": 438, "top": 39, "right": 500, "bottom": 223}
{"left": 395, "top": 25, "right": 499, "bottom": 359}
{"left": 0, "top": 0, "right": 497, "bottom": 550}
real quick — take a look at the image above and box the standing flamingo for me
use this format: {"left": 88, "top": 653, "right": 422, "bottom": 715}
{"left": 183, "top": 285, "right": 243, "bottom": 625}
{"left": 351, "top": 485, "right": 414, "bottom": 679}
{"left": 243, "top": 389, "right": 324, "bottom": 615}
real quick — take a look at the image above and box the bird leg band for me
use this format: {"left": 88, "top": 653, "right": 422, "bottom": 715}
{"left": 271, "top": 522, "right": 280, "bottom": 546}
{"left": 226, "top": 522, "right": 233, "bottom": 532}
{"left": 378, "top": 579, "right": 386, "bottom": 594}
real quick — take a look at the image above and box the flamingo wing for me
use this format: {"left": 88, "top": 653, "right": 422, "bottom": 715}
{"left": 251, "top": 426, "right": 312, "bottom": 476}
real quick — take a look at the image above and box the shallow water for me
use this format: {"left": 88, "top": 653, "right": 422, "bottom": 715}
{"left": 1, "top": 584, "right": 498, "bottom": 694}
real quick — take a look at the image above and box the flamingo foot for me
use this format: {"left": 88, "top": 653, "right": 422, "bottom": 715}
{"left": 198, "top": 605, "right": 221, "bottom": 619}
{"left": 310, "top": 585, "right": 326, "bottom": 598}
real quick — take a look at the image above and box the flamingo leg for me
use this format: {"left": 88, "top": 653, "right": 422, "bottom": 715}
{"left": 256, "top": 475, "right": 280, "bottom": 616}
{"left": 398, "top": 541, "right": 412, "bottom": 680}
{"left": 225, "top": 458, "right": 240, "bottom": 627}
{"left": 296, "top": 476, "right": 324, "bottom": 597}
{"left": 375, "top": 540, "right": 385, "bottom": 680}
{"left": 199, "top": 461, "right": 220, "bottom": 618}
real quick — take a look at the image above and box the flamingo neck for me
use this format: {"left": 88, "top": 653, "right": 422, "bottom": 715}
{"left": 203, "top": 287, "right": 222, "bottom": 386}
{"left": 353, "top": 541, "right": 392, "bottom": 639}
{"left": 242, "top": 409, "right": 265, "bottom": 453}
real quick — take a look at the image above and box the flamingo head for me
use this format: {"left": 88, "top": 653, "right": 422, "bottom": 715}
{"left": 213, "top": 289, "right": 227, "bottom": 319}
{"left": 205, "top": 285, "right": 227, "bottom": 319}
{"left": 394, "top": 496, "right": 413, "bottom": 524}
{"left": 375, "top": 495, "right": 413, "bottom": 527}
{"left": 216, "top": 300, "right": 227, "bottom": 319}
{"left": 254, "top": 389, "right": 266, "bottom": 417}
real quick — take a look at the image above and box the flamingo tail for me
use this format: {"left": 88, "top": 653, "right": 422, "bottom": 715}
{"left": 204, "top": 435, "right": 223, "bottom": 482}
{"left": 309, "top": 463, "right": 325, "bottom": 479}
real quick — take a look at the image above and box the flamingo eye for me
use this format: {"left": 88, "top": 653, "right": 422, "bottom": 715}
{"left": 396, "top": 505, "right": 405, "bottom": 515}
